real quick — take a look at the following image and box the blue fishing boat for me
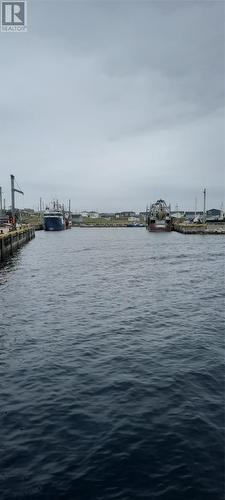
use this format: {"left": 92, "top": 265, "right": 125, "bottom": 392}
{"left": 44, "top": 202, "right": 65, "bottom": 231}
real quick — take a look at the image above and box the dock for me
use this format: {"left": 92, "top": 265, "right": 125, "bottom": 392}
{"left": 0, "top": 226, "right": 35, "bottom": 261}
{"left": 173, "top": 222, "right": 225, "bottom": 234}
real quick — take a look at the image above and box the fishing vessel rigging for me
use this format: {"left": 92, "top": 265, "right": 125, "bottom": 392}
{"left": 146, "top": 199, "right": 172, "bottom": 232}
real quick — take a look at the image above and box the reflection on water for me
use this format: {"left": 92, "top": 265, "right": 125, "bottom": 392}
{"left": 0, "top": 253, "right": 21, "bottom": 285}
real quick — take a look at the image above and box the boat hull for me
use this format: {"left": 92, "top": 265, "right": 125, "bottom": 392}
{"left": 44, "top": 216, "right": 65, "bottom": 231}
{"left": 148, "top": 222, "right": 172, "bottom": 232}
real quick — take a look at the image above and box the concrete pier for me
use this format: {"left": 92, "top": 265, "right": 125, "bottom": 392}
{"left": 173, "top": 223, "right": 225, "bottom": 234}
{"left": 0, "top": 227, "right": 35, "bottom": 261}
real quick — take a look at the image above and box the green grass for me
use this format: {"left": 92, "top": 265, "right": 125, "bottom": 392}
{"left": 76, "top": 217, "right": 145, "bottom": 226}
{"left": 20, "top": 214, "right": 43, "bottom": 226}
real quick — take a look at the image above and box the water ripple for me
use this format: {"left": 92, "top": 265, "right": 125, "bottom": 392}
{"left": 0, "top": 229, "right": 224, "bottom": 500}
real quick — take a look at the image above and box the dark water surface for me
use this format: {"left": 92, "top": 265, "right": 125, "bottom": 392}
{"left": 0, "top": 229, "right": 224, "bottom": 500}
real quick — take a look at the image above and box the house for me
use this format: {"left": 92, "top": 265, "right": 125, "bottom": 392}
{"left": 206, "top": 208, "right": 223, "bottom": 222}
{"left": 115, "top": 211, "right": 136, "bottom": 218}
{"left": 128, "top": 216, "right": 140, "bottom": 223}
{"left": 72, "top": 213, "right": 83, "bottom": 225}
{"left": 206, "top": 209, "right": 221, "bottom": 217}
{"left": 81, "top": 211, "right": 99, "bottom": 219}
{"left": 88, "top": 212, "right": 99, "bottom": 219}
{"left": 100, "top": 213, "right": 115, "bottom": 219}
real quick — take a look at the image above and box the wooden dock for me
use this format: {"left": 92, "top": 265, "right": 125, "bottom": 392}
{"left": 0, "top": 226, "right": 35, "bottom": 261}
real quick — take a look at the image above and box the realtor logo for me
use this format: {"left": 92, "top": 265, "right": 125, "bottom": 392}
{"left": 1, "top": 1, "right": 27, "bottom": 31}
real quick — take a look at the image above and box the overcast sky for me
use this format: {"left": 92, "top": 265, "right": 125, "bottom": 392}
{"left": 0, "top": 0, "right": 224, "bottom": 212}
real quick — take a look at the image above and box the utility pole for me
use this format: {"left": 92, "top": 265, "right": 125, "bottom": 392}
{"left": 69, "top": 199, "right": 71, "bottom": 218}
{"left": 203, "top": 188, "right": 206, "bottom": 223}
{"left": 11, "top": 174, "right": 24, "bottom": 227}
{"left": 194, "top": 197, "right": 197, "bottom": 218}
{"left": 0, "top": 186, "right": 2, "bottom": 215}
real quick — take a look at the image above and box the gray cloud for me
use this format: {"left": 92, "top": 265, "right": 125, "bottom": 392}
{"left": 0, "top": 0, "right": 224, "bottom": 211}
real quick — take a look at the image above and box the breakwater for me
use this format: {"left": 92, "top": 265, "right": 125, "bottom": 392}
{"left": 173, "top": 222, "right": 225, "bottom": 234}
{"left": 0, "top": 227, "right": 35, "bottom": 261}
